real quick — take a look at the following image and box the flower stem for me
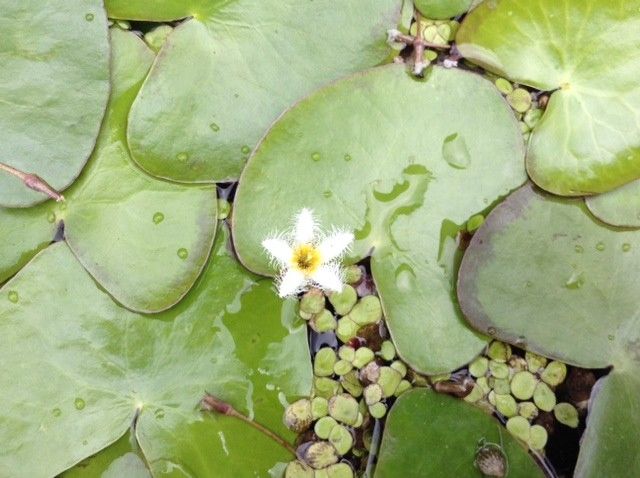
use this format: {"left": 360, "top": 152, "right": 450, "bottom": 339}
{"left": 0, "top": 162, "right": 64, "bottom": 202}
{"left": 200, "top": 392, "right": 298, "bottom": 458}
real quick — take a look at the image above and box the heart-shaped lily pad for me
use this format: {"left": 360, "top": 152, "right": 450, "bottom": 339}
{"left": 0, "top": 223, "right": 311, "bottom": 477}
{"left": 456, "top": 0, "right": 640, "bottom": 196}
{"left": 375, "top": 388, "right": 543, "bottom": 477}
{"left": 104, "top": 0, "right": 401, "bottom": 182}
{"left": 414, "top": 0, "right": 472, "bottom": 19}
{"left": 0, "top": 0, "right": 110, "bottom": 207}
{"left": 0, "top": 30, "right": 217, "bottom": 312}
{"left": 233, "top": 64, "right": 526, "bottom": 374}
{"left": 585, "top": 179, "right": 640, "bottom": 228}
{"left": 457, "top": 183, "right": 640, "bottom": 476}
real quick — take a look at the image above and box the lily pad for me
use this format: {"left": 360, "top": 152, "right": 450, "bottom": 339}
{"left": 457, "top": 183, "right": 640, "bottom": 476}
{"left": 104, "top": 0, "right": 401, "bottom": 182}
{"left": 414, "top": 0, "right": 472, "bottom": 20}
{"left": 375, "top": 388, "right": 543, "bottom": 477}
{"left": 0, "top": 224, "right": 311, "bottom": 477}
{"left": 0, "top": 0, "right": 110, "bottom": 207}
{"left": 456, "top": 0, "right": 640, "bottom": 196}
{"left": 233, "top": 65, "right": 526, "bottom": 374}
{"left": 585, "top": 179, "right": 640, "bottom": 228}
{"left": 0, "top": 30, "right": 217, "bottom": 312}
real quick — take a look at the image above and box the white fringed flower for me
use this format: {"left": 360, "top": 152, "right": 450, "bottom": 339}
{"left": 262, "top": 208, "right": 354, "bottom": 298}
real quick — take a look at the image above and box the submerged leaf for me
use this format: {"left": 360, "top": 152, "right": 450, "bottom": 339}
{"left": 0, "top": 225, "right": 312, "bottom": 477}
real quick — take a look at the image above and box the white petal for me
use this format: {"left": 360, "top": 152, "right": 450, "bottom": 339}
{"left": 278, "top": 269, "right": 307, "bottom": 297}
{"left": 262, "top": 238, "right": 293, "bottom": 266}
{"left": 318, "top": 230, "right": 354, "bottom": 262}
{"left": 311, "top": 264, "right": 344, "bottom": 293}
{"left": 293, "top": 208, "right": 317, "bottom": 245}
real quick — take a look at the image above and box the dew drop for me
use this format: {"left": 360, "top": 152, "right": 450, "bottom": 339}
{"left": 564, "top": 271, "right": 585, "bottom": 290}
{"left": 395, "top": 263, "right": 416, "bottom": 290}
{"left": 322, "top": 190, "right": 332, "bottom": 198}
{"left": 622, "top": 243, "right": 631, "bottom": 252}
{"left": 608, "top": 334, "right": 615, "bottom": 341}
{"left": 176, "top": 152, "right": 188, "bottom": 162}
{"left": 311, "top": 152, "right": 321, "bottom": 162}
{"left": 74, "top": 398, "right": 86, "bottom": 410}
{"left": 152, "top": 212, "right": 165, "bottom": 224}
{"left": 487, "top": 327, "right": 496, "bottom": 336}
{"left": 344, "top": 154, "right": 352, "bottom": 162}
{"left": 574, "top": 244, "right": 583, "bottom": 253}
{"left": 442, "top": 133, "right": 471, "bottom": 169}
{"left": 177, "top": 248, "right": 189, "bottom": 259}
{"left": 47, "top": 212, "right": 56, "bottom": 223}
{"left": 7, "top": 291, "right": 18, "bottom": 303}
{"left": 52, "top": 408, "right": 62, "bottom": 417}
{"left": 595, "top": 241, "right": 605, "bottom": 251}
{"left": 241, "top": 145, "right": 251, "bottom": 155}
{"left": 85, "top": 13, "right": 94, "bottom": 21}
{"left": 209, "top": 122, "right": 220, "bottom": 132}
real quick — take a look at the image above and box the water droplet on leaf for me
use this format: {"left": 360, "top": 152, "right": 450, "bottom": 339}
{"left": 74, "top": 398, "right": 86, "bottom": 410}
{"left": 241, "top": 145, "right": 251, "bottom": 154}
{"left": 176, "top": 152, "right": 188, "bottom": 162}
{"left": 442, "top": 133, "right": 470, "bottom": 169}
{"left": 595, "top": 242, "right": 605, "bottom": 251}
{"left": 322, "top": 190, "right": 332, "bottom": 198}
{"left": 153, "top": 212, "right": 165, "bottom": 224}
{"left": 395, "top": 263, "right": 416, "bottom": 290}
{"left": 52, "top": 408, "right": 62, "bottom": 417}
{"left": 565, "top": 271, "right": 585, "bottom": 290}
{"left": 85, "top": 13, "right": 94, "bottom": 21}
{"left": 622, "top": 243, "right": 631, "bottom": 252}
{"left": 487, "top": 327, "right": 496, "bottom": 336}
{"left": 311, "top": 152, "right": 321, "bottom": 161}
{"left": 7, "top": 291, "right": 18, "bottom": 303}
{"left": 344, "top": 154, "right": 352, "bottom": 162}
{"left": 209, "top": 123, "right": 220, "bottom": 132}
{"left": 177, "top": 248, "right": 189, "bottom": 259}
{"left": 574, "top": 245, "right": 583, "bottom": 253}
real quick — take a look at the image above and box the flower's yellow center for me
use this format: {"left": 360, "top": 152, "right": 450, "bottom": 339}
{"left": 291, "top": 244, "right": 322, "bottom": 275}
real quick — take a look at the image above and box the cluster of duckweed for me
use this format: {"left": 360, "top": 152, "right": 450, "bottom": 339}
{"left": 490, "top": 76, "right": 544, "bottom": 141}
{"left": 464, "top": 341, "right": 580, "bottom": 453}
{"left": 283, "top": 266, "right": 413, "bottom": 477}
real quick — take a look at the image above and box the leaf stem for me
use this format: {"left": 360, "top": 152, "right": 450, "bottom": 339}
{"left": 0, "top": 162, "right": 64, "bottom": 202}
{"left": 200, "top": 392, "right": 298, "bottom": 458}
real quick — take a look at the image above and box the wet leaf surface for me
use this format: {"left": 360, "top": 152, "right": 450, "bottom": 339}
{"left": 0, "top": 225, "right": 311, "bottom": 478}
{"left": 458, "top": 183, "right": 640, "bottom": 476}
{"left": 586, "top": 179, "right": 640, "bottom": 228}
{"left": 457, "top": 0, "right": 640, "bottom": 196}
{"left": 375, "top": 388, "right": 543, "bottom": 477}
{"left": 0, "top": 30, "right": 217, "bottom": 312}
{"left": 0, "top": 0, "right": 110, "bottom": 207}
{"left": 233, "top": 65, "right": 526, "bottom": 374}
{"left": 105, "top": 0, "right": 401, "bottom": 182}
